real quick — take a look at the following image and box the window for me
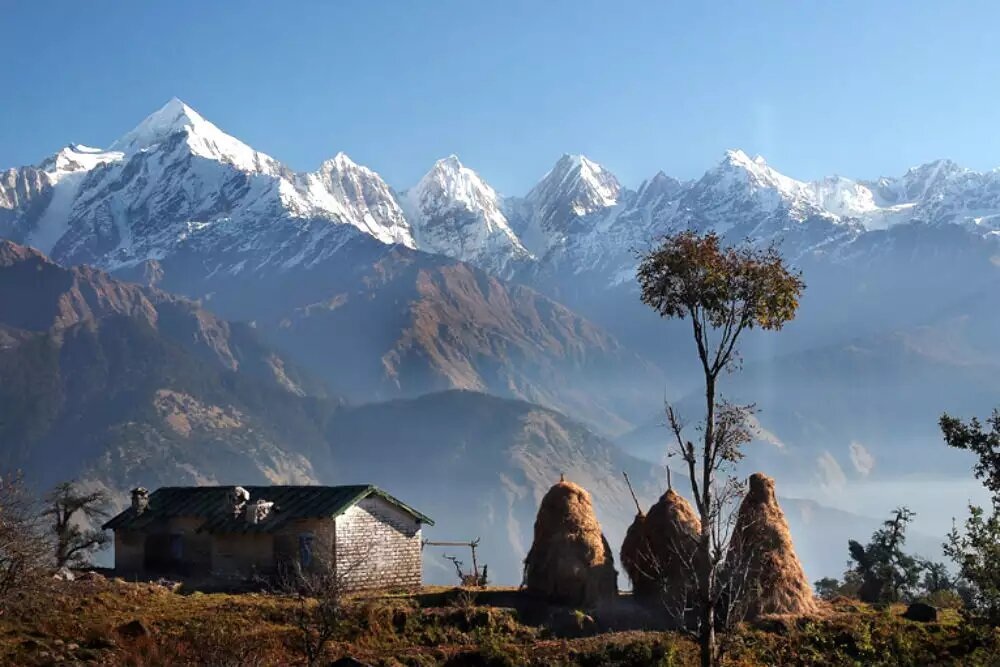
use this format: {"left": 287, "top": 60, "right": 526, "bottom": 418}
{"left": 169, "top": 534, "right": 183, "bottom": 561}
{"left": 298, "top": 533, "right": 314, "bottom": 568}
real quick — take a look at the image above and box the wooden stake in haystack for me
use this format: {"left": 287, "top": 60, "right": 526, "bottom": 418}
{"left": 726, "top": 473, "right": 815, "bottom": 619}
{"left": 620, "top": 470, "right": 701, "bottom": 614}
{"left": 523, "top": 477, "right": 617, "bottom": 608}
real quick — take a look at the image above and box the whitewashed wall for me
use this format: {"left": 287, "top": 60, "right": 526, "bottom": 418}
{"left": 335, "top": 496, "right": 423, "bottom": 590}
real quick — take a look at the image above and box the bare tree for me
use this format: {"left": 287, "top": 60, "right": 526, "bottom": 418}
{"left": 637, "top": 231, "right": 804, "bottom": 667}
{"left": 424, "top": 538, "right": 488, "bottom": 587}
{"left": 276, "top": 531, "right": 377, "bottom": 667}
{"left": 0, "top": 471, "right": 49, "bottom": 607}
{"left": 42, "top": 481, "right": 111, "bottom": 568}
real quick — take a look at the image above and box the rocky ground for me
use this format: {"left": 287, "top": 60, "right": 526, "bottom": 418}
{"left": 3, "top": 577, "right": 999, "bottom": 666}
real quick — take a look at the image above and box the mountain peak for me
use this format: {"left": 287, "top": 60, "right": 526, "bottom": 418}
{"left": 646, "top": 169, "right": 678, "bottom": 187}
{"left": 530, "top": 153, "right": 620, "bottom": 211}
{"left": 432, "top": 154, "right": 464, "bottom": 172}
{"left": 551, "top": 153, "right": 606, "bottom": 179}
{"left": 319, "top": 151, "right": 363, "bottom": 173}
{"left": 636, "top": 170, "right": 684, "bottom": 206}
{"left": 306, "top": 152, "right": 414, "bottom": 248}
{"left": 404, "top": 156, "right": 527, "bottom": 271}
{"left": 721, "top": 148, "right": 768, "bottom": 170}
{"left": 109, "top": 98, "right": 280, "bottom": 175}
{"left": 110, "top": 98, "right": 206, "bottom": 153}
{"left": 713, "top": 149, "right": 803, "bottom": 189}
{"left": 901, "top": 158, "right": 965, "bottom": 180}
{"left": 413, "top": 155, "right": 494, "bottom": 204}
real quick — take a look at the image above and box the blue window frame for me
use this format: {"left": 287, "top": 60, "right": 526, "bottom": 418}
{"left": 298, "top": 533, "right": 314, "bottom": 568}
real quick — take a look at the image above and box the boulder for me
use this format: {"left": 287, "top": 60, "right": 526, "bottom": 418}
{"left": 116, "top": 619, "right": 150, "bottom": 638}
{"left": 330, "top": 658, "right": 372, "bottom": 667}
{"left": 903, "top": 602, "right": 938, "bottom": 623}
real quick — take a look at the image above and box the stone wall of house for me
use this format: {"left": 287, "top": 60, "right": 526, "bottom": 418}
{"left": 335, "top": 496, "right": 423, "bottom": 591}
{"left": 168, "top": 517, "right": 212, "bottom": 574}
{"left": 210, "top": 533, "right": 275, "bottom": 577}
{"left": 114, "top": 517, "right": 212, "bottom": 576}
{"left": 114, "top": 531, "right": 144, "bottom": 572}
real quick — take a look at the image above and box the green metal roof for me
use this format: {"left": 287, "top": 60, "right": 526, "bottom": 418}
{"left": 102, "top": 485, "right": 434, "bottom": 534}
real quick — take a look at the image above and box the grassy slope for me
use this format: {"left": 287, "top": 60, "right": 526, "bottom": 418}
{"left": 4, "top": 580, "right": 999, "bottom": 666}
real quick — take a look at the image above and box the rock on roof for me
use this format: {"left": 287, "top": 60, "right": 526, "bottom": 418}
{"left": 103, "top": 485, "right": 434, "bottom": 534}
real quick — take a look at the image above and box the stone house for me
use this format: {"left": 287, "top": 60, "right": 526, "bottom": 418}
{"left": 102, "top": 485, "right": 434, "bottom": 590}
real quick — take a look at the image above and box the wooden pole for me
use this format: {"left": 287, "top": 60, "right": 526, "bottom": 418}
{"left": 623, "top": 471, "right": 643, "bottom": 515}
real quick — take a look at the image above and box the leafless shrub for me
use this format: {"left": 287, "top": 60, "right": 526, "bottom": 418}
{"left": 274, "top": 532, "right": 377, "bottom": 667}
{"left": 0, "top": 471, "right": 50, "bottom": 610}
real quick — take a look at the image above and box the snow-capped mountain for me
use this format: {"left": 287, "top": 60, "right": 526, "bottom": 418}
{"left": 4, "top": 97, "right": 1000, "bottom": 298}
{"left": 38, "top": 143, "right": 124, "bottom": 179}
{"left": 304, "top": 152, "right": 414, "bottom": 247}
{"left": 1, "top": 144, "right": 124, "bottom": 253}
{"left": 109, "top": 97, "right": 283, "bottom": 175}
{"left": 2, "top": 99, "right": 415, "bottom": 274}
{"left": 517, "top": 148, "right": 1000, "bottom": 293}
{"left": 668, "top": 149, "right": 1000, "bottom": 239}
{"left": 401, "top": 155, "right": 528, "bottom": 275}
{"left": 0, "top": 164, "right": 50, "bottom": 241}
{"left": 507, "top": 154, "right": 622, "bottom": 255}
{"left": 677, "top": 149, "right": 835, "bottom": 231}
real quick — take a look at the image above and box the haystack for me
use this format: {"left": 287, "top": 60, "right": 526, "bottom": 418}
{"left": 523, "top": 479, "right": 617, "bottom": 608}
{"left": 620, "top": 489, "right": 701, "bottom": 610}
{"left": 620, "top": 511, "right": 648, "bottom": 592}
{"left": 727, "top": 473, "right": 815, "bottom": 619}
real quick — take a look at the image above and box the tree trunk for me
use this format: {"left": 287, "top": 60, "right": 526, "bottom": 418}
{"left": 700, "top": 611, "right": 716, "bottom": 667}
{"left": 697, "top": 532, "right": 716, "bottom": 667}
{"left": 699, "top": 372, "right": 717, "bottom": 666}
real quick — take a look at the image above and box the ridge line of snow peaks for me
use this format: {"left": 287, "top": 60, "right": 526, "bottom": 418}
{"left": 7, "top": 96, "right": 989, "bottom": 208}
{"left": 11, "top": 97, "right": 1000, "bottom": 275}
{"left": 15, "top": 97, "right": 985, "bottom": 219}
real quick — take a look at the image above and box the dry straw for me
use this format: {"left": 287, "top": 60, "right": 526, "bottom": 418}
{"left": 621, "top": 488, "right": 701, "bottom": 611}
{"left": 523, "top": 478, "right": 617, "bottom": 608}
{"left": 727, "top": 472, "right": 815, "bottom": 619}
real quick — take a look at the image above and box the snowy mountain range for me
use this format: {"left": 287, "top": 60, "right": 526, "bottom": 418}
{"left": 5, "top": 98, "right": 1000, "bottom": 289}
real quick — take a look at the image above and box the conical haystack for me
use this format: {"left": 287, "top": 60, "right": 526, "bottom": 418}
{"left": 523, "top": 479, "right": 617, "bottom": 608}
{"left": 620, "top": 511, "right": 648, "bottom": 590}
{"left": 727, "top": 473, "right": 815, "bottom": 619}
{"left": 620, "top": 489, "right": 701, "bottom": 609}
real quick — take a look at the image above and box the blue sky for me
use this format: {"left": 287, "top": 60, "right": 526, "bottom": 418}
{"left": 3, "top": 1, "right": 999, "bottom": 193}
